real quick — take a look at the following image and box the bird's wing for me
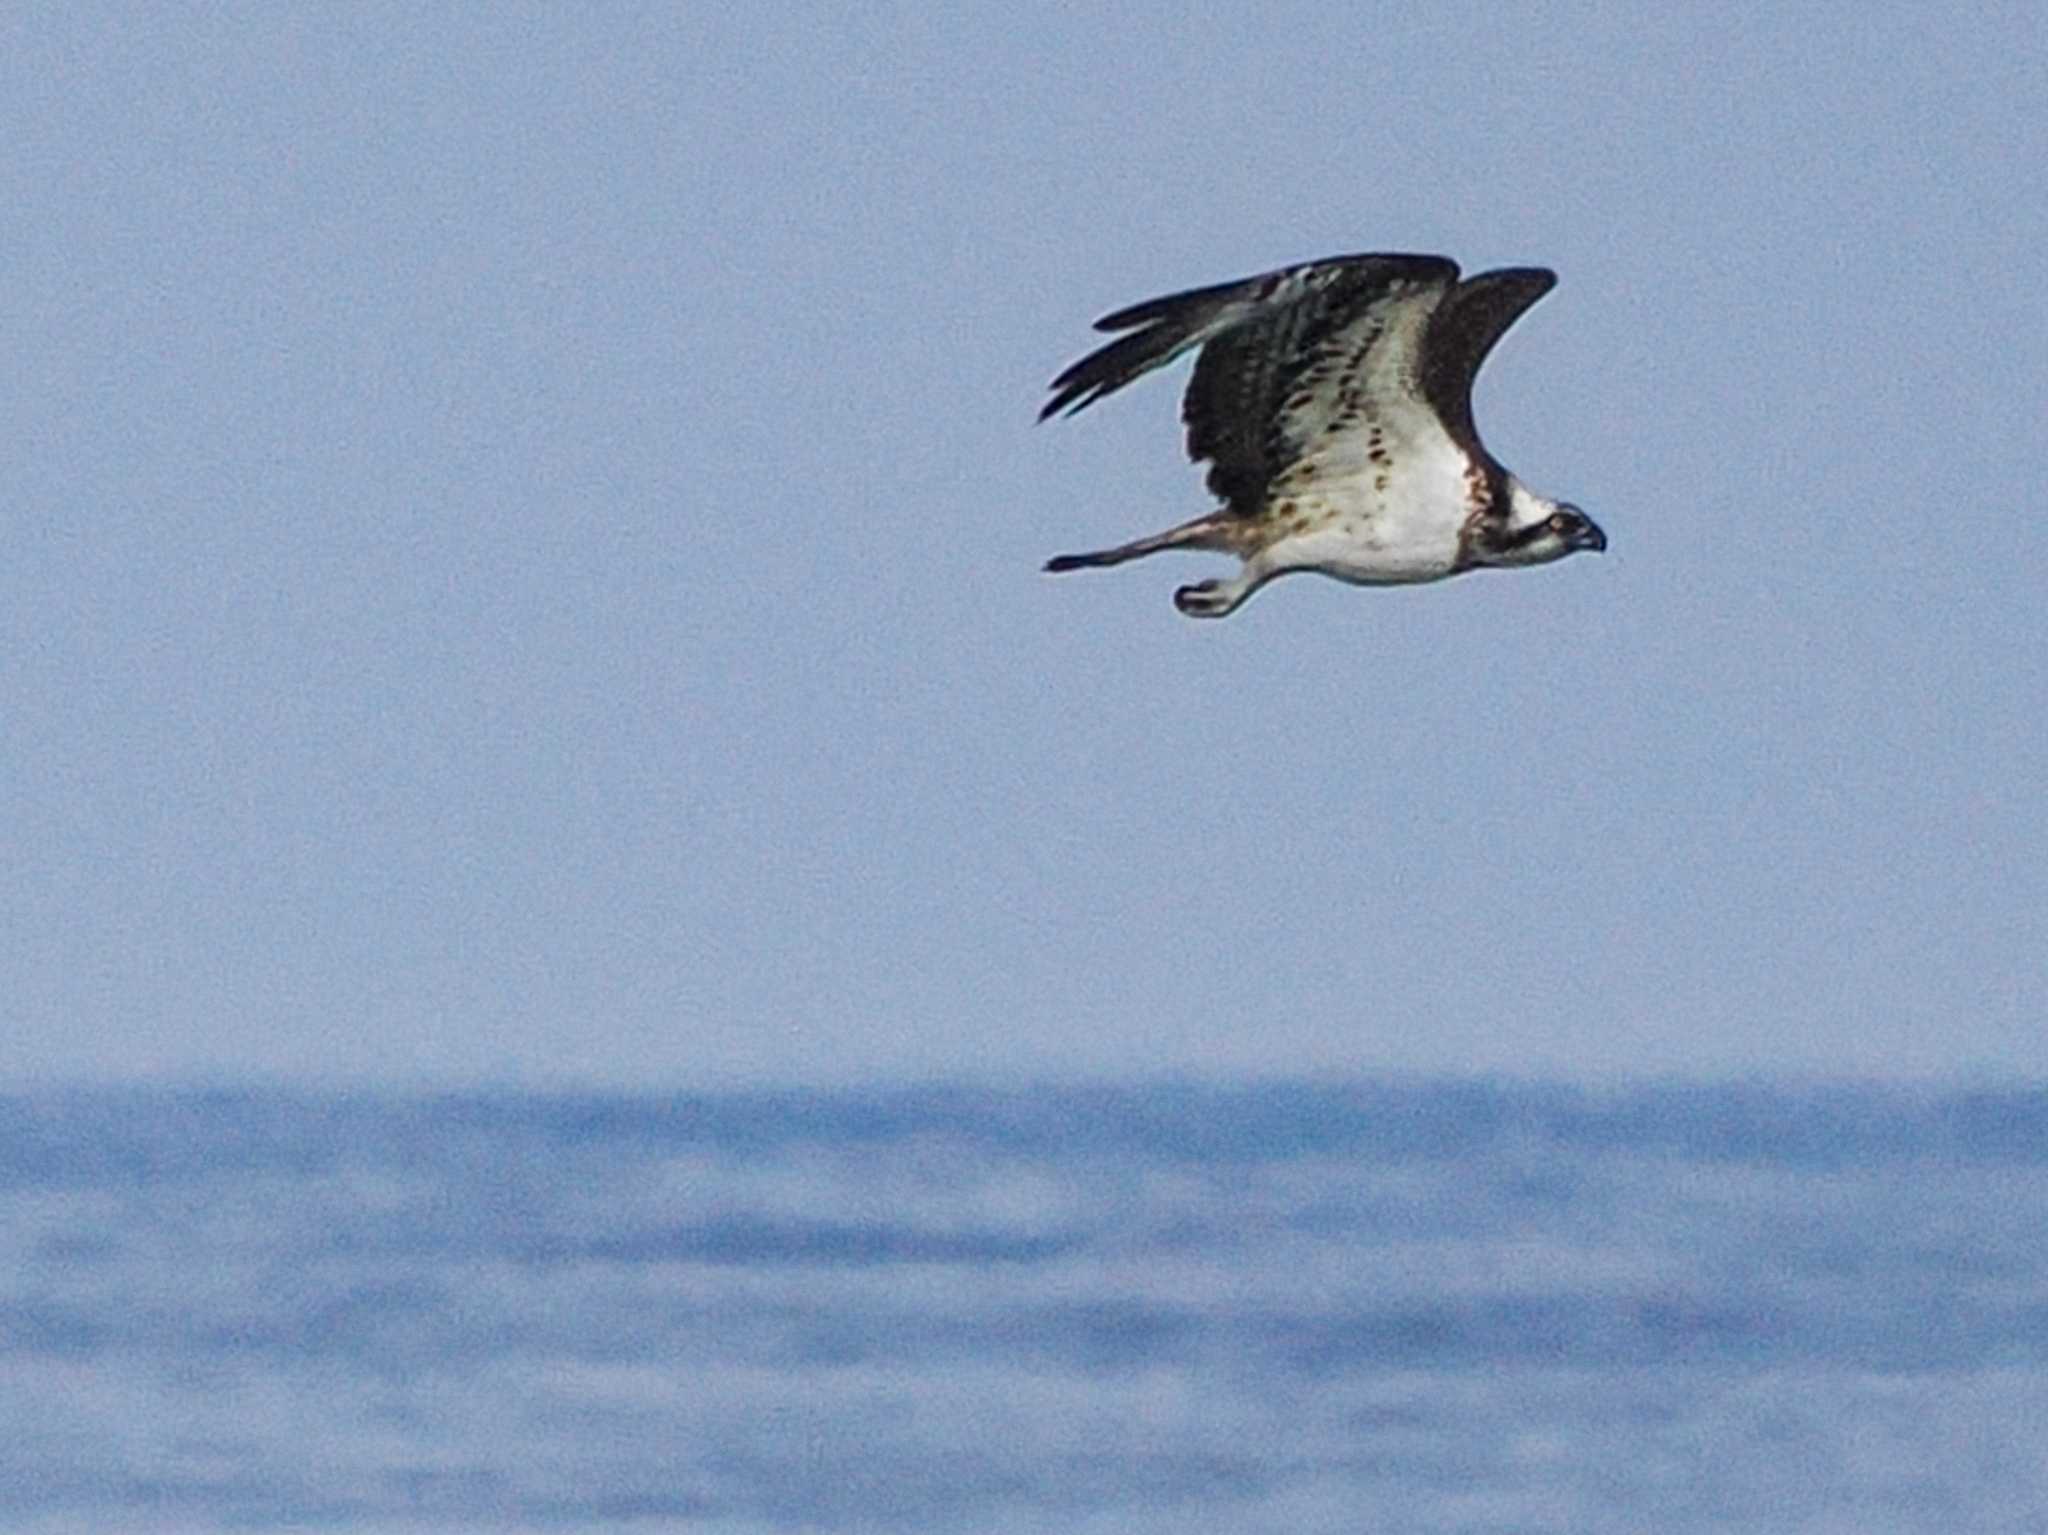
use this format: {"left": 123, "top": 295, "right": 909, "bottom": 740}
{"left": 1418, "top": 268, "right": 1557, "bottom": 466}
{"left": 1041, "top": 254, "right": 1460, "bottom": 516}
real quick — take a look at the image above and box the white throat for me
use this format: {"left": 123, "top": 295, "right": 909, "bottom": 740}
{"left": 1480, "top": 474, "right": 1575, "bottom": 569}
{"left": 1502, "top": 474, "right": 1563, "bottom": 537}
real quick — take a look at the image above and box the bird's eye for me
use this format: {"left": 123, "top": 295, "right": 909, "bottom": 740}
{"left": 1548, "top": 512, "right": 1575, "bottom": 534}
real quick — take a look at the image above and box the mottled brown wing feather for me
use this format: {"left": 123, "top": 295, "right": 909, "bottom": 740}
{"left": 1176, "top": 256, "right": 1459, "bottom": 515}
{"left": 1041, "top": 255, "right": 1458, "bottom": 501}
{"left": 1419, "top": 268, "right": 1557, "bottom": 465}
{"left": 1181, "top": 292, "right": 1363, "bottom": 514}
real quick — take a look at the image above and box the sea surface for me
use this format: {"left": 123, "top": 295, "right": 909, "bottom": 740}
{"left": 4, "top": 1081, "right": 2046, "bottom": 1533}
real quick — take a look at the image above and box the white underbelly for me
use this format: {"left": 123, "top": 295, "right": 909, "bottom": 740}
{"left": 1269, "top": 516, "right": 1461, "bottom": 585}
{"left": 1262, "top": 415, "right": 1472, "bottom": 584}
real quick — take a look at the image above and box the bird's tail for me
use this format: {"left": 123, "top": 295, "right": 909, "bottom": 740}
{"left": 1044, "top": 513, "right": 1234, "bottom": 573}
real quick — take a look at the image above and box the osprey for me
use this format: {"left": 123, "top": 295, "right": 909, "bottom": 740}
{"left": 1041, "top": 252, "right": 1605, "bottom": 617}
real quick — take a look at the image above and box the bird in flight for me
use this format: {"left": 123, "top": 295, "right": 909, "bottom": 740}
{"left": 1040, "top": 252, "right": 1604, "bottom": 617}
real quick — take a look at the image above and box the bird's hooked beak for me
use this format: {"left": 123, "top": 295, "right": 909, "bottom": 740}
{"left": 1577, "top": 519, "right": 1608, "bottom": 554}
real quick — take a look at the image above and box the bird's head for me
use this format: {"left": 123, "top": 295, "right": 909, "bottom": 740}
{"left": 1544, "top": 502, "right": 1607, "bottom": 555}
{"left": 1492, "top": 481, "right": 1607, "bottom": 567}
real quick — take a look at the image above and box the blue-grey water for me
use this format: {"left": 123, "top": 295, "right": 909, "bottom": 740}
{"left": 5, "top": 1081, "right": 2046, "bottom": 1533}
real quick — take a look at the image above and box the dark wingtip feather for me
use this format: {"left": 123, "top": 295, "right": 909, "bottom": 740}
{"left": 1037, "top": 325, "right": 1171, "bottom": 420}
{"left": 1039, "top": 382, "right": 1120, "bottom": 421}
{"left": 1036, "top": 390, "right": 1082, "bottom": 423}
{"left": 1472, "top": 265, "right": 1557, "bottom": 292}
{"left": 1090, "top": 268, "right": 1286, "bottom": 333}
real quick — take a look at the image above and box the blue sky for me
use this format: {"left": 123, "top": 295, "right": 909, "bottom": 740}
{"left": 3, "top": 4, "right": 2042, "bottom": 1085}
